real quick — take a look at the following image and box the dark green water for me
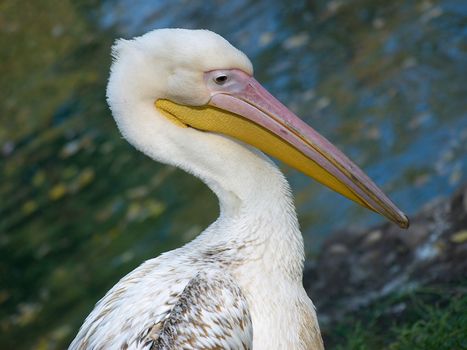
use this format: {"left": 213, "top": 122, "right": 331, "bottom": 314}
{"left": 1, "top": 0, "right": 466, "bottom": 348}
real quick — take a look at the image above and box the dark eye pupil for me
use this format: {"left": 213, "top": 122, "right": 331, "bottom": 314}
{"left": 215, "top": 75, "right": 228, "bottom": 84}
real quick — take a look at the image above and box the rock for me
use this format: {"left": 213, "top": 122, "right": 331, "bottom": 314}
{"left": 304, "top": 183, "right": 467, "bottom": 326}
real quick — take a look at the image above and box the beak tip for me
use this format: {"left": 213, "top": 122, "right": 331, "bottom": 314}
{"left": 397, "top": 215, "right": 410, "bottom": 229}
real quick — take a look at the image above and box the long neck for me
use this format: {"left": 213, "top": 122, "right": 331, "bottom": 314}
{"left": 193, "top": 151, "right": 305, "bottom": 282}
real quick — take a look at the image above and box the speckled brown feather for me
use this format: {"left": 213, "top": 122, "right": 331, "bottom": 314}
{"left": 139, "top": 269, "right": 252, "bottom": 350}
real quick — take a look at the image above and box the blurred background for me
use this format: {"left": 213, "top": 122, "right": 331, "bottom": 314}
{"left": 1, "top": 0, "right": 466, "bottom": 349}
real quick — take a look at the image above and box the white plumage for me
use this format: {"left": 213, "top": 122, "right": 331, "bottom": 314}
{"left": 70, "top": 28, "right": 407, "bottom": 350}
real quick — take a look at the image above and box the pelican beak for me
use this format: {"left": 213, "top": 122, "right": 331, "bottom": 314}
{"left": 155, "top": 71, "right": 409, "bottom": 228}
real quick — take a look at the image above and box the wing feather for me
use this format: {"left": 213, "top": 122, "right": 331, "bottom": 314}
{"left": 69, "top": 253, "right": 252, "bottom": 350}
{"left": 142, "top": 268, "right": 252, "bottom": 350}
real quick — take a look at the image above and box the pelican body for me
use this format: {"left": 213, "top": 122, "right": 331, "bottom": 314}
{"left": 70, "top": 29, "right": 408, "bottom": 350}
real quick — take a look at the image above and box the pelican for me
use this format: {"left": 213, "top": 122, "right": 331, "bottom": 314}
{"left": 70, "top": 28, "right": 408, "bottom": 350}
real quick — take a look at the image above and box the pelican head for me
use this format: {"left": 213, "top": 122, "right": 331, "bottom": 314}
{"left": 107, "top": 28, "right": 408, "bottom": 228}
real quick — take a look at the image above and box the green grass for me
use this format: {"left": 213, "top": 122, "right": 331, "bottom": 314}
{"left": 327, "top": 285, "right": 467, "bottom": 350}
{"left": 389, "top": 295, "right": 467, "bottom": 350}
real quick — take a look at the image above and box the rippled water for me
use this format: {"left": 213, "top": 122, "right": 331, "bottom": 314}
{"left": 1, "top": 0, "right": 466, "bottom": 348}
{"left": 100, "top": 0, "right": 467, "bottom": 233}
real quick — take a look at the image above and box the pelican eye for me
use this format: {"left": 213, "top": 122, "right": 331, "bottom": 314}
{"left": 214, "top": 75, "right": 228, "bottom": 84}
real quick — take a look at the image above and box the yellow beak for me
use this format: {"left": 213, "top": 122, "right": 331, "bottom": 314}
{"left": 155, "top": 72, "right": 409, "bottom": 229}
